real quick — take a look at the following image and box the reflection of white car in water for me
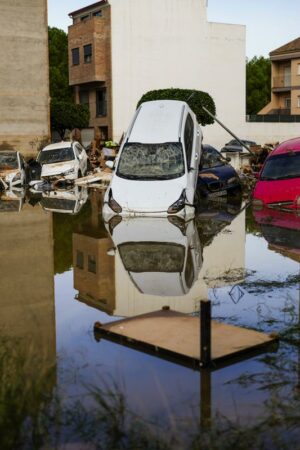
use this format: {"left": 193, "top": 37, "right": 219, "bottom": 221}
{"left": 103, "top": 100, "right": 202, "bottom": 221}
{"left": 107, "top": 217, "right": 202, "bottom": 296}
{"left": 40, "top": 187, "right": 88, "bottom": 215}
{"left": 38, "top": 141, "right": 88, "bottom": 182}
{"left": 0, "top": 151, "right": 26, "bottom": 189}
{"left": 0, "top": 189, "right": 25, "bottom": 213}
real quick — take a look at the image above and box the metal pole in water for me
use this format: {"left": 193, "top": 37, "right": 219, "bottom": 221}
{"left": 202, "top": 106, "right": 255, "bottom": 156}
{"left": 200, "top": 300, "right": 212, "bottom": 367}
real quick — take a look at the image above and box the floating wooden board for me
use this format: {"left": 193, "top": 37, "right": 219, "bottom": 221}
{"left": 94, "top": 309, "right": 278, "bottom": 370}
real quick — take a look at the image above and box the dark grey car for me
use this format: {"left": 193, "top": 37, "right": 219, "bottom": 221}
{"left": 221, "top": 139, "right": 256, "bottom": 153}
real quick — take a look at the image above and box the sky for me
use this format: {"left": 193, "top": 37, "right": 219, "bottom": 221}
{"left": 48, "top": 0, "right": 300, "bottom": 58}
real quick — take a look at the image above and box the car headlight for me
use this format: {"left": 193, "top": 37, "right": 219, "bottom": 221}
{"left": 108, "top": 189, "right": 122, "bottom": 213}
{"left": 252, "top": 198, "right": 264, "bottom": 210}
{"left": 64, "top": 168, "right": 75, "bottom": 175}
{"left": 12, "top": 172, "right": 21, "bottom": 181}
{"left": 168, "top": 190, "right": 186, "bottom": 214}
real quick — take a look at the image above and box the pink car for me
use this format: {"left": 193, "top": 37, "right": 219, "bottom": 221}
{"left": 252, "top": 137, "right": 300, "bottom": 211}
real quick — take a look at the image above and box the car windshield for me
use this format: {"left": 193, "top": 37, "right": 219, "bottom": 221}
{"left": 0, "top": 152, "right": 18, "bottom": 170}
{"left": 260, "top": 153, "right": 300, "bottom": 180}
{"left": 201, "top": 147, "right": 225, "bottom": 169}
{"left": 117, "top": 143, "right": 185, "bottom": 180}
{"left": 118, "top": 242, "right": 185, "bottom": 272}
{"left": 38, "top": 147, "right": 74, "bottom": 164}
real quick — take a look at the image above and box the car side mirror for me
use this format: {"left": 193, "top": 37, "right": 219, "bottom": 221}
{"left": 105, "top": 160, "right": 114, "bottom": 170}
{"left": 226, "top": 156, "right": 231, "bottom": 162}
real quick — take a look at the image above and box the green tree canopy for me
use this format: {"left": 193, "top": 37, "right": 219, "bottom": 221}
{"left": 137, "top": 88, "right": 216, "bottom": 126}
{"left": 50, "top": 100, "right": 90, "bottom": 139}
{"left": 48, "top": 27, "right": 72, "bottom": 101}
{"left": 246, "top": 56, "right": 271, "bottom": 115}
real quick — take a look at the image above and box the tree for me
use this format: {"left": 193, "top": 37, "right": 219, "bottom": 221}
{"left": 50, "top": 100, "right": 90, "bottom": 139}
{"left": 137, "top": 88, "right": 216, "bottom": 126}
{"left": 48, "top": 27, "right": 72, "bottom": 101}
{"left": 246, "top": 56, "right": 271, "bottom": 115}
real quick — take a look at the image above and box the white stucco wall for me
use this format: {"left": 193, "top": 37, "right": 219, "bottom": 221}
{"left": 109, "top": 0, "right": 246, "bottom": 148}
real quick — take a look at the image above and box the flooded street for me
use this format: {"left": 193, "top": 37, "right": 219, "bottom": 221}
{"left": 1, "top": 188, "right": 300, "bottom": 449}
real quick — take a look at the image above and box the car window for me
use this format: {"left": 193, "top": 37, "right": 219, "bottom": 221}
{"left": 38, "top": 147, "right": 75, "bottom": 164}
{"left": 201, "top": 147, "right": 224, "bottom": 169}
{"left": 184, "top": 114, "right": 194, "bottom": 169}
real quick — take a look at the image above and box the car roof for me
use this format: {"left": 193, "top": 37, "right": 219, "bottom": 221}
{"left": 41, "top": 141, "right": 74, "bottom": 151}
{"left": 270, "top": 137, "right": 300, "bottom": 156}
{"left": 128, "top": 100, "right": 188, "bottom": 144}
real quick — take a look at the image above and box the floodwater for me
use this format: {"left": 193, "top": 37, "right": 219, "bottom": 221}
{"left": 1, "top": 187, "right": 300, "bottom": 449}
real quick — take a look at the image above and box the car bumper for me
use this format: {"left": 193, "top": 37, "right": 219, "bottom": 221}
{"left": 102, "top": 203, "right": 195, "bottom": 221}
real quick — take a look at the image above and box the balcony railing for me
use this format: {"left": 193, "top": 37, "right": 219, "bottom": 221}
{"left": 246, "top": 114, "right": 300, "bottom": 123}
{"left": 273, "top": 76, "right": 291, "bottom": 88}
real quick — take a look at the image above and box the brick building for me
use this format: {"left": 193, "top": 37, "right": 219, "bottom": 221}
{"left": 68, "top": 1, "right": 112, "bottom": 140}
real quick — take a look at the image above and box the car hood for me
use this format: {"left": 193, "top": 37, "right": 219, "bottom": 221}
{"left": 199, "top": 165, "right": 237, "bottom": 181}
{"left": 110, "top": 175, "right": 187, "bottom": 213}
{"left": 41, "top": 161, "right": 76, "bottom": 177}
{"left": 0, "top": 169, "right": 20, "bottom": 181}
{"left": 253, "top": 178, "right": 300, "bottom": 206}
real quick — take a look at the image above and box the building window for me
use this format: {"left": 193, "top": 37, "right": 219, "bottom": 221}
{"left": 84, "top": 44, "right": 92, "bottom": 63}
{"left": 285, "top": 97, "right": 291, "bottom": 109}
{"left": 298, "top": 96, "right": 300, "bottom": 108}
{"left": 76, "top": 251, "right": 84, "bottom": 269}
{"left": 93, "top": 10, "right": 102, "bottom": 17}
{"left": 72, "top": 48, "right": 80, "bottom": 66}
{"left": 79, "top": 90, "right": 89, "bottom": 107}
{"left": 81, "top": 14, "right": 90, "bottom": 22}
{"left": 88, "top": 255, "right": 97, "bottom": 274}
{"left": 96, "top": 88, "right": 107, "bottom": 117}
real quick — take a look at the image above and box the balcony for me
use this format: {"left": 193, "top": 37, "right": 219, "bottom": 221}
{"left": 272, "top": 76, "right": 291, "bottom": 91}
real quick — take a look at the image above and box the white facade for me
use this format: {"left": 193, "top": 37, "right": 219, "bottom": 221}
{"left": 109, "top": 0, "right": 246, "bottom": 148}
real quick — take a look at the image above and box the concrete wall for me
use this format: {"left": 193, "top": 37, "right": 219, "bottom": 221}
{"left": 109, "top": 0, "right": 246, "bottom": 148}
{"left": 0, "top": 0, "right": 50, "bottom": 157}
{"left": 246, "top": 122, "right": 300, "bottom": 145}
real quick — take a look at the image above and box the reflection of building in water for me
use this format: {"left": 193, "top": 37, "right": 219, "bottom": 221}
{"left": 73, "top": 190, "right": 116, "bottom": 313}
{"left": 0, "top": 203, "right": 55, "bottom": 365}
{"left": 201, "top": 208, "right": 246, "bottom": 288}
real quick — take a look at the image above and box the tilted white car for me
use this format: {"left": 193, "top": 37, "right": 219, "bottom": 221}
{"left": 0, "top": 151, "right": 26, "bottom": 190}
{"left": 38, "top": 141, "right": 88, "bottom": 182}
{"left": 103, "top": 100, "right": 202, "bottom": 221}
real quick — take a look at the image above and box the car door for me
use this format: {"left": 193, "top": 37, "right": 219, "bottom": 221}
{"left": 74, "top": 142, "right": 87, "bottom": 175}
{"left": 184, "top": 113, "right": 201, "bottom": 203}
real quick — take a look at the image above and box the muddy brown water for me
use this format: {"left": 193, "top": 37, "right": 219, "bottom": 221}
{"left": 0, "top": 188, "right": 300, "bottom": 448}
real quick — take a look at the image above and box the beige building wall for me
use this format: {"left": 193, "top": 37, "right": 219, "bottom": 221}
{"left": 0, "top": 0, "right": 50, "bottom": 157}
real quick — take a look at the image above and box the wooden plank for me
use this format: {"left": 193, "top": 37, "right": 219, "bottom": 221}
{"left": 94, "top": 309, "right": 278, "bottom": 368}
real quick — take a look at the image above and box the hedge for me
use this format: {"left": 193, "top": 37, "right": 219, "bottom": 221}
{"left": 137, "top": 88, "right": 216, "bottom": 126}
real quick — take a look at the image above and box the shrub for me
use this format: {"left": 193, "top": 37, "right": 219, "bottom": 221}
{"left": 50, "top": 100, "right": 90, "bottom": 139}
{"left": 137, "top": 88, "right": 216, "bottom": 126}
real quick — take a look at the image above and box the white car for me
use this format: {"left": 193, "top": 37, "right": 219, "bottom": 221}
{"left": 106, "top": 217, "right": 203, "bottom": 296}
{"left": 38, "top": 141, "right": 88, "bottom": 182}
{"left": 40, "top": 186, "right": 88, "bottom": 215}
{"left": 0, "top": 151, "right": 26, "bottom": 190}
{"left": 103, "top": 100, "right": 202, "bottom": 221}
